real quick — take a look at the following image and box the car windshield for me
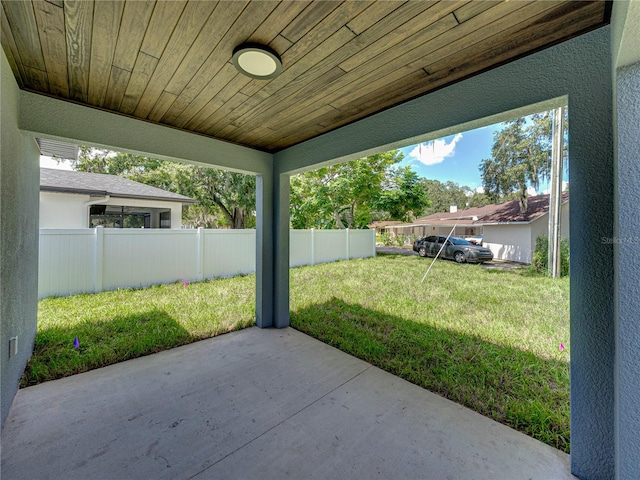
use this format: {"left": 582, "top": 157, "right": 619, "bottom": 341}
{"left": 450, "top": 237, "right": 472, "bottom": 245}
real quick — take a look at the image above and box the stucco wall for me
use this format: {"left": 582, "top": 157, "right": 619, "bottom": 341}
{"left": 40, "top": 192, "right": 87, "bottom": 228}
{"left": 615, "top": 60, "right": 640, "bottom": 480}
{"left": 1, "top": 51, "right": 40, "bottom": 427}
{"left": 484, "top": 224, "right": 532, "bottom": 263}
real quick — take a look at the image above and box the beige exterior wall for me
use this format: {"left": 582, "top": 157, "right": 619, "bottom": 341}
{"left": 484, "top": 224, "right": 533, "bottom": 263}
{"left": 484, "top": 202, "right": 570, "bottom": 264}
{"left": 39, "top": 191, "right": 184, "bottom": 229}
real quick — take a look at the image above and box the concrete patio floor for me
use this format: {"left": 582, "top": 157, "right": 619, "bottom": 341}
{"left": 1, "top": 327, "right": 573, "bottom": 479}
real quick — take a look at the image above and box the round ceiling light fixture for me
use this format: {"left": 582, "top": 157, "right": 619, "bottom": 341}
{"left": 232, "top": 43, "right": 282, "bottom": 80}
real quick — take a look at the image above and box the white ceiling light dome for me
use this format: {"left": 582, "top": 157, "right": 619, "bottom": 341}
{"left": 232, "top": 43, "right": 282, "bottom": 80}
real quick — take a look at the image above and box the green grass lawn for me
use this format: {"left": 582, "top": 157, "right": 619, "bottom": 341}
{"left": 290, "top": 255, "right": 570, "bottom": 452}
{"left": 26, "top": 276, "right": 256, "bottom": 387}
{"left": 28, "top": 254, "right": 570, "bottom": 452}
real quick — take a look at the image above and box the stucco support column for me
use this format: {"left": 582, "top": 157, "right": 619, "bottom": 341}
{"left": 255, "top": 173, "right": 274, "bottom": 328}
{"left": 273, "top": 172, "right": 290, "bottom": 328}
{"left": 568, "top": 56, "right": 615, "bottom": 477}
{"left": 1, "top": 50, "right": 41, "bottom": 428}
{"left": 615, "top": 60, "right": 640, "bottom": 479}
{"left": 255, "top": 168, "right": 290, "bottom": 328}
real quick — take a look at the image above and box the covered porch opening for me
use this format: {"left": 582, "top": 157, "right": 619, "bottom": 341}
{"left": 2, "top": 2, "right": 639, "bottom": 478}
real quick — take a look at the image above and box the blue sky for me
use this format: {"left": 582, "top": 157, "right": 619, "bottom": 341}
{"left": 398, "top": 124, "right": 502, "bottom": 191}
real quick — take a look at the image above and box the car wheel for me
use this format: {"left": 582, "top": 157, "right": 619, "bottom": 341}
{"left": 418, "top": 246, "right": 427, "bottom": 257}
{"left": 454, "top": 251, "right": 466, "bottom": 263}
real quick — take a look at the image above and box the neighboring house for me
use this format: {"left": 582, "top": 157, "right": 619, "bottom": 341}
{"left": 369, "top": 220, "right": 403, "bottom": 235}
{"left": 40, "top": 168, "right": 197, "bottom": 229}
{"left": 386, "top": 203, "right": 503, "bottom": 239}
{"left": 482, "top": 192, "right": 569, "bottom": 263}
{"left": 387, "top": 193, "right": 569, "bottom": 263}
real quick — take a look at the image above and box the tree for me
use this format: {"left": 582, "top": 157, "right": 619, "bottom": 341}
{"left": 290, "top": 151, "right": 404, "bottom": 229}
{"left": 375, "top": 166, "right": 429, "bottom": 222}
{"left": 420, "top": 179, "right": 492, "bottom": 215}
{"left": 479, "top": 110, "right": 567, "bottom": 211}
{"left": 73, "top": 147, "right": 256, "bottom": 229}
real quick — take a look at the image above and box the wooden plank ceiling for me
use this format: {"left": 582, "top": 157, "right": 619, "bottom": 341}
{"left": 1, "top": 0, "right": 609, "bottom": 153}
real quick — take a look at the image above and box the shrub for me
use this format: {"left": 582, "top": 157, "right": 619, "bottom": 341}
{"left": 531, "top": 236, "right": 570, "bottom": 276}
{"left": 393, "top": 234, "right": 407, "bottom": 247}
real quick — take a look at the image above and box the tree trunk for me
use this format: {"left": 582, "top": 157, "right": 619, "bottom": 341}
{"left": 231, "top": 208, "right": 245, "bottom": 229}
{"left": 519, "top": 184, "right": 528, "bottom": 212}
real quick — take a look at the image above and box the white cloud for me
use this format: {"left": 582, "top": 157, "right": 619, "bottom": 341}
{"left": 542, "top": 181, "right": 569, "bottom": 195}
{"left": 527, "top": 186, "right": 538, "bottom": 196}
{"left": 40, "top": 156, "right": 74, "bottom": 170}
{"left": 408, "top": 133, "right": 463, "bottom": 166}
{"left": 475, "top": 186, "right": 485, "bottom": 194}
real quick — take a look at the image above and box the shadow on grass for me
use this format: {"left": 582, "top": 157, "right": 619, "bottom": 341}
{"left": 291, "top": 297, "right": 570, "bottom": 453}
{"left": 21, "top": 309, "right": 191, "bottom": 388}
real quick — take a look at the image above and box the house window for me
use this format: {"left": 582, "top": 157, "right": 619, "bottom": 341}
{"left": 160, "top": 211, "right": 171, "bottom": 229}
{"left": 89, "top": 205, "right": 150, "bottom": 228}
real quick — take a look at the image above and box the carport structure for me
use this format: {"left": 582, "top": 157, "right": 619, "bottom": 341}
{"left": 1, "top": 1, "right": 639, "bottom": 477}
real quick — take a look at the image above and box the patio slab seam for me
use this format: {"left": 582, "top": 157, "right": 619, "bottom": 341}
{"left": 187, "top": 363, "right": 373, "bottom": 479}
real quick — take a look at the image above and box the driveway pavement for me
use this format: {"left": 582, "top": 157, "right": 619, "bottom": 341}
{"left": 1, "top": 327, "right": 573, "bottom": 479}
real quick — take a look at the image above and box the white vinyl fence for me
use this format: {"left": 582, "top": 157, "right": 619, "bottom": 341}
{"left": 39, "top": 228, "right": 375, "bottom": 299}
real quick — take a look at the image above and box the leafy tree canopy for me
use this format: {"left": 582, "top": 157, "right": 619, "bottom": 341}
{"left": 479, "top": 110, "right": 567, "bottom": 211}
{"left": 290, "top": 151, "right": 429, "bottom": 229}
{"left": 420, "top": 179, "right": 493, "bottom": 215}
{"left": 376, "top": 166, "right": 429, "bottom": 222}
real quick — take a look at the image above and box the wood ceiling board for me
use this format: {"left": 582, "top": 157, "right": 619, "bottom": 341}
{"left": 2, "top": 0, "right": 46, "bottom": 70}
{"left": 200, "top": 90, "right": 251, "bottom": 137}
{"left": 133, "top": 0, "right": 217, "bottom": 118}
{"left": 120, "top": 52, "right": 158, "bottom": 115}
{"left": 453, "top": 0, "right": 501, "bottom": 24}
{"left": 224, "top": 25, "right": 356, "bottom": 138}
{"left": 1, "top": 2, "right": 26, "bottom": 87}
{"left": 183, "top": 65, "right": 248, "bottom": 131}
{"left": 239, "top": 0, "right": 367, "bottom": 99}
{"left": 219, "top": 64, "right": 347, "bottom": 141}
{"left": 287, "top": 2, "right": 606, "bottom": 150}
{"left": 87, "top": 0, "right": 124, "bottom": 106}
{"left": 138, "top": 0, "right": 186, "bottom": 59}
{"left": 160, "top": 1, "right": 276, "bottom": 127}
{"left": 338, "top": 0, "right": 467, "bottom": 72}
{"left": 280, "top": 0, "right": 341, "bottom": 43}
{"left": 23, "top": 65, "right": 49, "bottom": 91}
{"left": 231, "top": 2, "right": 453, "bottom": 135}
{"left": 63, "top": 0, "right": 93, "bottom": 103}
{"left": 103, "top": 65, "right": 129, "bottom": 111}
{"left": 239, "top": 10, "right": 459, "bottom": 141}
{"left": 33, "top": 0, "right": 68, "bottom": 97}
{"left": 229, "top": 4, "right": 462, "bottom": 137}
{"left": 254, "top": 1, "right": 544, "bottom": 143}
{"left": 0, "top": 0, "right": 610, "bottom": 153}
{"left": 420, "top": 1, "right": 605, "bottom": 77}
{"left": 162, "top": 1, "right": 247, "bottom": 97}
{"left": 345, "top": 0, "right": 406, "bottom": 35}
{"left": 225, "top": 1, "right": 430, "bottom": 133}
{"left": 147, "top": 90, "right": 177, "bottom": 123}
{"left": 247, "top": 0, "right": 310, "bottom": 46}
{"left": 110, "top": 0, "right": 155, "bottom": 72}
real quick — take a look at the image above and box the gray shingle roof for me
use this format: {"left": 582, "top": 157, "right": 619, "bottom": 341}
{"left": 40, "top": 168, "right": 196, "bottom": 204}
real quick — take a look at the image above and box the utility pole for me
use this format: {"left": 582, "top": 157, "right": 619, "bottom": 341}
{"left": 548, "top": 106, "right": 564, "bottom": 278}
